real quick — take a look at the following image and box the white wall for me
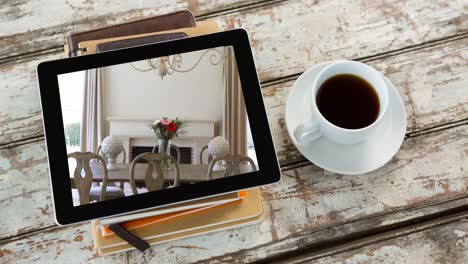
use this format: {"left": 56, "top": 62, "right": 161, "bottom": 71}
{"left": 58, "top": 71, "right": 85, "bottom": 125}
{"left": 101, "top": 48, "right": 225, "bottom": 136}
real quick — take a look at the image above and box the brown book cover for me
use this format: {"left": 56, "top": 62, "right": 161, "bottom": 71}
{"left": 76, "top": 20, "right": 219, "bottom": 55}
{"left": 67, "top": 10, "right": 195, "bottom": 56}
{"left": 95, "top": 32, "right": 188, "bottom": 52}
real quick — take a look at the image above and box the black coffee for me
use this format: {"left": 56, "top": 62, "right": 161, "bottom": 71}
{"left": 316, "top": 74, "right": 380, "bottom": 129}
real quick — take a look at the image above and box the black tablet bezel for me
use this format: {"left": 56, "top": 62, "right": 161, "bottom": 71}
{"left": 37, "top": 29, "right": 280, "bottom": 225}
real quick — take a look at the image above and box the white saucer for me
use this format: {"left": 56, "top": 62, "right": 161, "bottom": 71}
{"left": 285, "top": 61, "right": 407, "bottom": 175}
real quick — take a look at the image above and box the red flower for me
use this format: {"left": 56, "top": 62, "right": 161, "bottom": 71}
{"left": 166, "top": 122, "right": 177, "bottom": 133}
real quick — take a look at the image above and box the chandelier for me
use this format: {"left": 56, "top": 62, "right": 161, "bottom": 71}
{"left": 130, "top": 48, "right": 223, "bottom": 79}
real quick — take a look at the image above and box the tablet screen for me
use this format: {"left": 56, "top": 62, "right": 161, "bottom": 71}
{"left": 57, "top": 46, "right": 259, "bottom": 207}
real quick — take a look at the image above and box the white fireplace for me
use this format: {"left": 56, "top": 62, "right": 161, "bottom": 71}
{"left": 107, "top": 117, "right": 215, "bottom": 164}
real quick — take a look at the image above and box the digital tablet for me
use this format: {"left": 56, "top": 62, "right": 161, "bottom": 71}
{"left": 37, "top": 29, "right": 281, "bottom": 225}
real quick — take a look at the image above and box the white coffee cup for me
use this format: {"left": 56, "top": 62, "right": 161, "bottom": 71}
{"left": 293, "top": 60, "right": 389, "bottom": 145}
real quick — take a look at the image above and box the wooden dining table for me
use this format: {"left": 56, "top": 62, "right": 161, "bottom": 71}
{"left": 71, "top": 163, "right": 211, "bottom": 184}
{"left": 69, "top": 163, "right": 255, "bottom": 187}
{"left": 1, "top": 1, "right": 467, "bottom": 263}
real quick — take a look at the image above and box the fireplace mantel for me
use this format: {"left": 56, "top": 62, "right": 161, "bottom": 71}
{"left": 108, "top": 117, "right": 216, "bottom": 164}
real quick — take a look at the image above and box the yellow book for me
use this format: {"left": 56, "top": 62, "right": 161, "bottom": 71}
{"left": 91, "top": 189, "right": 264, "bottom": 256}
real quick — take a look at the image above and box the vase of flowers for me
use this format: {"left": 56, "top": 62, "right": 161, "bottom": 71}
{"left": 150, "top": 117, "right": 183, "bottom": 168}
{"left": 158, "top": 138, "right": 171, "bottom": 156}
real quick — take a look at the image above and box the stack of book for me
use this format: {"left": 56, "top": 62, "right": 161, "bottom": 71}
{"left": 65, "top": 11, "right": 264, "bottom": 255}
{"left": 91, "top": 189, "right": 263, "bottom": 255}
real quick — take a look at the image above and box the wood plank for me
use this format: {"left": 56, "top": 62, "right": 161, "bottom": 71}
{"left": 2, "top": 123, "right": 465, "bottom": 262}
{"left": 2, "top": 0, "right": 467, "bottom": 69}
{"left": 2, "top": 37, "right": 468, "bottom": 153}
{"left": 0, "top": 142, "right": 53, "bottom": 239}
{"left": 298, "top": 216, "right": 468, "bottom": 263}
{"left": 0, "top": 0, "right": 262, "bottom": 60}
{"left": 222, "top": 198, "right": 468, "bottom": 264}
{"left": 263, "top": 37, "right": 468, "bottom": 164}
{"left": 0, "top": 53, "right": 62, "bottom": 146}
{"left": 232, "top": 0, "right": 468, "bottom": 82}
{"left": 1, "top": 1, "right": 468, "bottom": 146}
{"left": 0, "top": 223, "right": 128, "bottom": 264}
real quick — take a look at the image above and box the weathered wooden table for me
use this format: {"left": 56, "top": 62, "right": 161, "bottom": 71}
{"left": 0, "top": 1, "right": 467, "bottom": 263}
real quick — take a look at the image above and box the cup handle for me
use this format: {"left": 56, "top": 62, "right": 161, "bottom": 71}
{"left": 294, "top": 118, "right": 321, "bottom": 145}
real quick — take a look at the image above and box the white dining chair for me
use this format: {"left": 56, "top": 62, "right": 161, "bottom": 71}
{"left": 68, "top": 152, "right": 125, "bottom": 205}
{"left": 129, "top": 152, "right": 180, "bottom": 195}
{"left": 206, "top": 155, "right": 257, "bottom": 180}
{"left": 200, "top": 146, "right": 213, "bottom": 165}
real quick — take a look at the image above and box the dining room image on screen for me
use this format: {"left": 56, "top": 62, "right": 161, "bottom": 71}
{"left": 57, "top": 46, "right": 259, "bottom": 207}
